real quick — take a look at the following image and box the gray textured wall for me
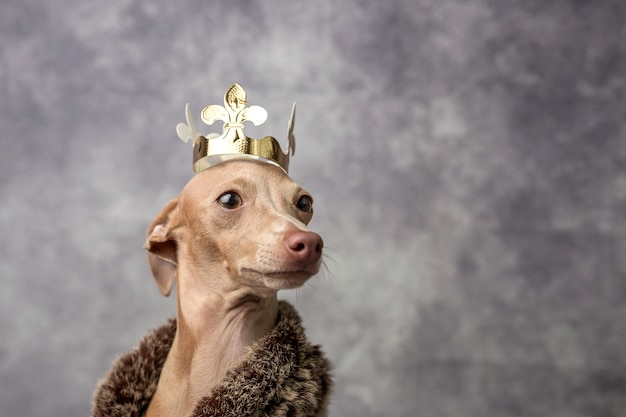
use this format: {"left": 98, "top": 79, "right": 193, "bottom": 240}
{"left": 1, "top": 1, "right": 625, "bottom": 416}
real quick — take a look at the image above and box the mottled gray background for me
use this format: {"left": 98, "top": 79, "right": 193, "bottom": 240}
{"left": 1, "top": 0, "right": 625, "bottom": 416}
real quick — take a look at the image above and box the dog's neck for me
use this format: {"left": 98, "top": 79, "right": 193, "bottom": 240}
{"left": 174, "top": 279, "right": 279, "bottom": 391}
{"left": 146, "top": 261, "right": 279, "bottom": 417}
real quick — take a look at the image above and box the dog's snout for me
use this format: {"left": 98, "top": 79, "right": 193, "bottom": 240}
{"left": 285, "top": 231, "right": 323, "bottom": 264}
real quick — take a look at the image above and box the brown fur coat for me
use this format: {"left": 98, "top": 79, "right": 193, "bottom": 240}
{"left": 92, "top": 301, "right": 332, "bottom": 417}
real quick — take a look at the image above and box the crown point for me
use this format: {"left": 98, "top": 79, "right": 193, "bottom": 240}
{"left": 288, "top": 102, "right": 296, "bottom": 156}
{"left": 176, "top": 103, "right": 198, "bottom": 143}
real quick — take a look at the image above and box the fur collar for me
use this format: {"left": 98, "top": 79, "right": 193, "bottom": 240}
{"left": 92, "top": 301, "right": 332, "bottom": 417}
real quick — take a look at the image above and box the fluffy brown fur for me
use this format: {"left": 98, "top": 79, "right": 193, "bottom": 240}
{"left": 92, "top": 301, "right": 332, "bottom": 417}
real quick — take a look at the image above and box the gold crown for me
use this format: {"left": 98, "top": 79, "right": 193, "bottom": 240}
{"left": 176, "top": 83, "right": 295, "bottom": 174}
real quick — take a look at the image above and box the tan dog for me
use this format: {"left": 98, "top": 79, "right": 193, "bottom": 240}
{"left": 143, "top": 159, "right": 323, "bottom": 417}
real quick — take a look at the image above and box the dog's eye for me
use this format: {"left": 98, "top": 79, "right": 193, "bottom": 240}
{"left": 217, "top": 192, "right": 242, "bottom": 209}
{"left": 295, "top": 195, "right": 313, "bottom": 213}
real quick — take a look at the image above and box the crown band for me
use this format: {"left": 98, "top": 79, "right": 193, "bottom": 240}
{"left": 176, "top": 83, "right": 295, "bottom": 174}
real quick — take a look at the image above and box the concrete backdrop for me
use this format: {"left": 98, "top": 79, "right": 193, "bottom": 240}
{"left": 1, "top": 0, "right": 625, "bottom": 416}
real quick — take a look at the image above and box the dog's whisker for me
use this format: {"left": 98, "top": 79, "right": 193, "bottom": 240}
{"left": 320, "top": 245, "right": 341, "bottom": 258}
{"left": 322, "top": 253, "right": 338, "bottom": 271}
{"left": 312, "top": 258, "right": 335, "bottom": 285}
{"left": 305, "top": 280, "right": 320, "bottom": 291}
{"left": 321, "top": 252, "right": 338, "bottom": 267}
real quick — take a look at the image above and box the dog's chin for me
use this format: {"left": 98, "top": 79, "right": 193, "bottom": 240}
{"left": 264, "top": 271, "right": 315, "bottom": 290}
{"left": 242, "top": 268, "right": 317, "bottom": 290}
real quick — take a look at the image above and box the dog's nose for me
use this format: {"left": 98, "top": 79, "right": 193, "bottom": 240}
{"left": 285, "top": 231, "right": 323, "bottom": 264}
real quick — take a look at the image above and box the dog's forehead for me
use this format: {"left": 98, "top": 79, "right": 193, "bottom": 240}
{"left": 184, "top": 159, "right": 298, "bottom": 195}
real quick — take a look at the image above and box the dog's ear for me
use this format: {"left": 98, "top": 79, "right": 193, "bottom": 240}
{"left": 144, "top": 198, "right": 180, "bottom": 297}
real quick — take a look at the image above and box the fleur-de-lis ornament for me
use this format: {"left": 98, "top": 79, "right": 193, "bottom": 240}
{"left": 200, "top": 83, "right": 268, "bottom": 142}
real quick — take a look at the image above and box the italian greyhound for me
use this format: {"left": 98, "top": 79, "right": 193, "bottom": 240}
{"left": 143, "top": 159, "right": 323, "bottom": 417}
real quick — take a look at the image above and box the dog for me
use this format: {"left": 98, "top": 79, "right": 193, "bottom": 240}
{"left": 143, "top": 158, "right": 324, "bottom": 417}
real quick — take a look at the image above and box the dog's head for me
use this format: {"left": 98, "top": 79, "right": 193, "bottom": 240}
{"left": 144, "top": 159, "right": 323, "bottom": 297}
